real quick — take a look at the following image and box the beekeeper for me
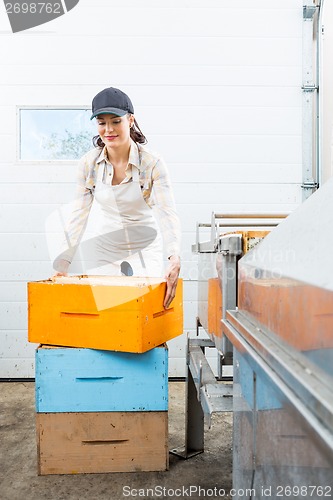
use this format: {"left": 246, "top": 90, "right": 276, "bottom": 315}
{"left": 54, "top": 87, "right": 181, "bottom": 308}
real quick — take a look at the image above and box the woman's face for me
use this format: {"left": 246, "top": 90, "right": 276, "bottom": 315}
{"left": 96, "top": 113, "right": 134, "bottom": 149}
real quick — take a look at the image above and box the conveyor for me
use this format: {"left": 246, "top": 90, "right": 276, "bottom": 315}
{"left": 175, "top": 179, "right": 333, "bottom": 495}
{"left": 223, "top": 179, "right": 333, "bottom": 496}
{"left": 172, "top": 213, "right": 284, "bottom": 459}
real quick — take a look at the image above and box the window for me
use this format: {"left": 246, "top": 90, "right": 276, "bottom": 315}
{"left": 19, "top": 108, "right": 96, "bottom": 161}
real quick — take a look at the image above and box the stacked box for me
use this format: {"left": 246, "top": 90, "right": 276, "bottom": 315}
{"left": 36, "top": 411, "right": 168, "bottom": 475}
{"left": 35, "top": 345, "right": 168, "bottom": 413}
{"left": 29, "top": 276, "right": 183, "bottom": 475}
{"left": 28, "top": 276, "right": 183, "bottom": 353}
{"left": 35, "top": 345, "right": 169, "bottom": 475}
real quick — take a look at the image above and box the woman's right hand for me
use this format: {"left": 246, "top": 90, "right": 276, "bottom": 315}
{"left": 164, "top": 255, "right": 181, "bottom": 309}
{"left": 52, "top": 271, "right": 68, "bottom": 278}
{"left": 51, "top": 259, "right": 70, "bottom": 278}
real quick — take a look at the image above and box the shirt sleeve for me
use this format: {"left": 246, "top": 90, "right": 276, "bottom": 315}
{"left": 151, "top": 158, "right": 181, "bottom": 258}
{"left": 57, "top": 156, "right": 94, "bottom": 264}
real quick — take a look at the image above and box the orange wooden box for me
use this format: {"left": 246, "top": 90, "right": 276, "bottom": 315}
{"left": 28, "top": 276, "right": 183, "bottom": 353}
{"left": 222, "top": 230, "right": 271, "bottom": 254}
{"left": 36, "top": 411, "right": 168, "bottom": 475}
{"left": 208, "top": 277, "right": 222, "bottom": 336}
{"left": 238, "top": 278, "right": 333, "bottom": 351}
{"left": 206, "top": 232, "right": 270, "bottom": 338}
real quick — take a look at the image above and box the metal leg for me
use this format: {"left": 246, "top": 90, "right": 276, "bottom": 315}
{"left": 217, "top": 352, "right": 224, "bottom": 381}
{"left": 170, "top": 337, "right": 232, "bottom": 459}
{"left": 170, "top": 355, "right": 204, "bottom": 459}
{"left": 196, "top": 316, "right": 201, "bottom": 336}
{"left": 184, "top": 363, "right": 205, "bottom": 456}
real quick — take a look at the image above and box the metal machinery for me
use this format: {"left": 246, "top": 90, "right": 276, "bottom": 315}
{"left": 174, "top": 179, "right": 333, "bottom": 498}
{"left": 172, "top": 212, "right": 285, "bottom": 459}
{"left": 222, "top": 179, "right": 333, "bottom": 496}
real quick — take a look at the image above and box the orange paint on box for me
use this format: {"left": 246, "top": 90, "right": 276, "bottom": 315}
{"left": 28, "top": 276, "right": 183, "bottom": 353}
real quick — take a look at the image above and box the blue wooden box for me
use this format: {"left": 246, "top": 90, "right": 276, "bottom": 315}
{"left": 35, "top": 345, "right": 168, "bottom": 413}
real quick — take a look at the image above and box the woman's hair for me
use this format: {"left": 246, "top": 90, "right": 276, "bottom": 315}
{"left": 92, "top": 115, "right": 147, "bottom": 148}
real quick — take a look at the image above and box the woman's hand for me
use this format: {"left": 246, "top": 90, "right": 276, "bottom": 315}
{"left": 52, "top": 271, "right": 68, "bottom": 278}
{"left": 164, "top": 255, "right": 181, "bottom": 309}
{"left": 51, "top": 259, "right": 70, "bottom": 279}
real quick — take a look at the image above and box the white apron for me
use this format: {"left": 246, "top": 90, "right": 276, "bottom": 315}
{"left": 82, "top": 160, "right": 163, "bottom": 277}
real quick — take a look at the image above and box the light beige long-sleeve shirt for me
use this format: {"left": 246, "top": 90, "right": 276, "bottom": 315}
{"left": 61, "top": 140, "right": 181, "bottom": 263}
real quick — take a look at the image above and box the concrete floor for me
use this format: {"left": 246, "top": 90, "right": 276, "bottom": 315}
{"left": 0, "top": 381, "right": 233, "bottom": 500}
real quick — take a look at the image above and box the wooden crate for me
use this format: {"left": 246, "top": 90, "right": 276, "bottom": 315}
{"left": 35, "top": 344, "right": 168, "bottom": 413}
{"left": 204, "top": 232, "right": 270, "bottom": 339}
{"left": 220, "top": 230, "right": 270, "bottom": 254}
{"left": 36, "top": 411, "right": 168, "bottom": 475}
{"left": 240, "top": 230, "right": 271, "bottom": 254}
{"left": 238, "top": 278, "right": 333, "bottom": 351}
{"left": 28, "top": 276, "right": 183, "bottom": 352}
{"left": 208, "top": 277, "right": 222, "bottom": 336}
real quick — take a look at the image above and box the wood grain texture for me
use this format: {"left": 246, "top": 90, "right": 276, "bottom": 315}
{"left": 28, "top": 277, "right": 183, "bottom": 352}
{"left": 36, "top": 411, "right": 168, "bottom": 475}
{"left": 35, "top": 345, "right": 168, "bottom": 413}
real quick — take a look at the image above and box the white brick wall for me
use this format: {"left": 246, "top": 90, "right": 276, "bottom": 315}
{"left": 0, "top": 0, "right": 303, "bottom": 377}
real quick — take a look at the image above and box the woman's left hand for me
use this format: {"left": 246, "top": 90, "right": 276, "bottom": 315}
{"left": 164, "top": 255, "right": 181, "bottom": 308}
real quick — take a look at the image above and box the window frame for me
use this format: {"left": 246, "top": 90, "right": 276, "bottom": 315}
{"left": 17, "top": 105, "right": 94, "bottom": 164}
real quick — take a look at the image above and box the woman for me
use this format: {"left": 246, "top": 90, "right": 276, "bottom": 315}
{"left": 54, "top": 87, "right": 181, "bottom": 308}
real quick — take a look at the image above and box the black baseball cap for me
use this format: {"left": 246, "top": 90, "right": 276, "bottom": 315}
{"left": 90, "top": 87, "right": 134, "bottom": 120}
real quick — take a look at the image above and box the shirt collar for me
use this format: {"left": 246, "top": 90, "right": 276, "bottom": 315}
{"left": 128, "top": 139, "right": 141, "bottom": 170}
{"left": 96, "top": 147, "right": 108, "bottom": 165}
{"left": 96, "top": 140, "right": 141, "bottom": 171}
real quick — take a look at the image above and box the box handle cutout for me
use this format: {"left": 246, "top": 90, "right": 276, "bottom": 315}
{"left": 82, "top": 439, "right": 129, "bottom": 445}
{"left": 153, "top": 307, "right": 174, "bottom": 319}
{"left": 60, "top": 312, "right": 99, "bottom": 318}
{"left": 76, "top": 377, "right": 124, "bottom": 382}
